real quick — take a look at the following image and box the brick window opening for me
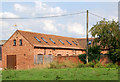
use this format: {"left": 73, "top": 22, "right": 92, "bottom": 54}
{"left": 20, "top": 39, "right": 22, "bottom": 46}
{"left": 66, "top": 54, "right": 69, "bottom": 56}
{"left": 57, "top": 54, "right": 61, "bottom": 56}
{"left": 13, "top": 40, "right": 16, "bottom": 46}
{"left": 34, "top": 54, "right": 43, "bottom": 64}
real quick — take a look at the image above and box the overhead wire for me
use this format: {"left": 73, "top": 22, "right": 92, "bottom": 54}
{"left": 0, "top": 11, "right": 114, "bottom": 21}
{"left": 88, "top": 12, "right": 112, "bottom": 21}
{"left": 0, "top": 11, "right": 86, "bottom": 19}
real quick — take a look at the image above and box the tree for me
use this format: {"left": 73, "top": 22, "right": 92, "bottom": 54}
{"left": 78, "top": 45, "right": 101, "bottom": 64}
{"left": 89, "top": 19, "right": 120, "bottom": 63}
{"left": 108, "top": 49, "right": 120, "bottom": 63}
{"left": 89, "top": 19, "right": 120, "bottom": 50}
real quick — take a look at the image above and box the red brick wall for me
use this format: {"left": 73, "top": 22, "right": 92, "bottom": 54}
{"left": 0, "top": 61, "right": 2, "bottom": 68}
{"left": 2, "top": 31, "right": 34, "bottom": 69}
{"left": 34, "top": 48, "right": 84, "bottom": 56}
{"left": 100, "top": 55, "right": 112, "bottom": 65}
{"left": 101, "top": 50, "right": 108, "bottom": 54}
{"left": 33, "top": 48, "right": 84, "bottom": 65}
{"left": 53, "top": 56, "right": 83, "bottom": 63}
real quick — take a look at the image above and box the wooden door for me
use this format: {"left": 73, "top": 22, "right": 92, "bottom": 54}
{"left": 7, "top": 55, "right": 16, "bottom": 69}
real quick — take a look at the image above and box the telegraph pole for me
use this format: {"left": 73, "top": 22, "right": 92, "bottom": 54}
{"left": 86, "top": 10, "right": 89, "bottom": 64}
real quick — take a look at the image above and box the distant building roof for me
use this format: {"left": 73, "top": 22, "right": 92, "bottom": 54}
{"left": 0, "top": 40, "right": 7, "bottom": 46}
{"left": 77, "top": 38, "right": 94, "bottom": 49}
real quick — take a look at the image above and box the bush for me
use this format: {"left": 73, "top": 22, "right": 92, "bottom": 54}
{"left": 78, "top": 54, "right": 86, "bottom": 64}
{"left": 49, "top": 60, "right": 61, "bottom": 69}
{"left": 50, "top": 60, "right": 119, "bottom": 69}
{"left": 49, "top": 60, "right": 78, "bottom": 69}
{"left": 77, "top": 63, "right": 86, "bottom": 68}
{"left": 77, "top": 62, "right": 95, "bottom": 68}
{"left": 94, "top": 63, "right": 104, "bottom": 68}
{"left": 105, "top": 63, "right": 118, "bottom": 68}
{"left": 86, "top": 62, "right": 95, "bottom": 68}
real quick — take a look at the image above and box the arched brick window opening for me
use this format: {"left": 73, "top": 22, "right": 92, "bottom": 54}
{"left": 45, "top": 54, "right": 53, "bottom": 63}
{"left": 66, "top": 54, "right": 69, "bottom": 56}
{"left": 19, "top": 39, "right": 22, "bottom": 46}
{"left": 34, "top": 54, "right": 43, "bottom": 64}
{"left": 13, "top": 40, "right": 16, "bottom": 46}
{"left": 57, "top": 54, "right": 61, "bottom": 56}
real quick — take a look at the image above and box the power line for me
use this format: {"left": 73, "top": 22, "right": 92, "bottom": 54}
{"left": 0, "top": 11, "right": 115, "bottom": 21}
{"left": 89, "top": 12, "right": 110, "bottom": 21}
{"left": 0, "top": 11, "right": 86, "bottom": 19}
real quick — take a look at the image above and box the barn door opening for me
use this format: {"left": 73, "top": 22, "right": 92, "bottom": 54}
{"left": 7, "top": 55, "right": 16, "bottom": 69}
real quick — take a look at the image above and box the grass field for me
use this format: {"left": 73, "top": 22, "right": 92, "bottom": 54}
{"left": 0, "top": 71, "right": 2, "bottom": 81}
{"left": 2, "top": 68, "right": 118, "bottom": 80}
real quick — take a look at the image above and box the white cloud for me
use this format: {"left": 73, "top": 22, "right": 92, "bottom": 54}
{"left": 14, "top": 4, "right": 27, "bottom": 12}
{"left": 0, "top": 21, "right": 9, "bottom": 27}
{"left": 0, "top": 20, "right": 33, "bottom": 40}
{"left": 67, "top": 23, "right": 85, "bottom": 35}
{"left": 33, "top": 1, "right": 66, "bottom": 16}
{"left": 0, "top": 12, "right": 19, "bottom": 18}
{"left": 42, "top": 20, "right": 58, "bottom": 32}
{"left": 13, "top": 2, "right": 66, "bottom": 17}
{"left": 57, "top": 24, "right": 65, "bottom": 30}
{"left": 0, "top": 21, "right": 13, "bottom": 40}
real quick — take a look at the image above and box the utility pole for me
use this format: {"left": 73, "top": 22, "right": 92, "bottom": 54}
{"left": 86, "top": 10, "right": 89, "bottom": 64}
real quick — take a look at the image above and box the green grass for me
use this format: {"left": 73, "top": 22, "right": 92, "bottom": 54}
{"left": 2, "top": 68, "right": 118, "bottom": 80}
{"left": 0, "top": 71, "right": 2, "bottom": 81}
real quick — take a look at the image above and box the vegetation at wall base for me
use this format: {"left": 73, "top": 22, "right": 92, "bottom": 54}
{"left": 49, "top": 59, "right": 120, "bottom": 69}
{"left": 50, "top": 60, "right": 78, "bottom": 69}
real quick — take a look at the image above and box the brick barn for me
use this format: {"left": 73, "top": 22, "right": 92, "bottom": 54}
{"left": 2, "top": 30, "right": 89, "bottom": 69}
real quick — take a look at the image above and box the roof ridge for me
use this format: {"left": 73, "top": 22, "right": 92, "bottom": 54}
{"left": 16, "top": 30, "right": 85, "bottom": 49}
{"left": 17, "top": 30, "right": 80, "bottom": 39}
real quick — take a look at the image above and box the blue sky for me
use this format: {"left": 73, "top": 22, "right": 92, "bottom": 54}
{"left": 0, "top": 2, "right": 118, "bottom": 40}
